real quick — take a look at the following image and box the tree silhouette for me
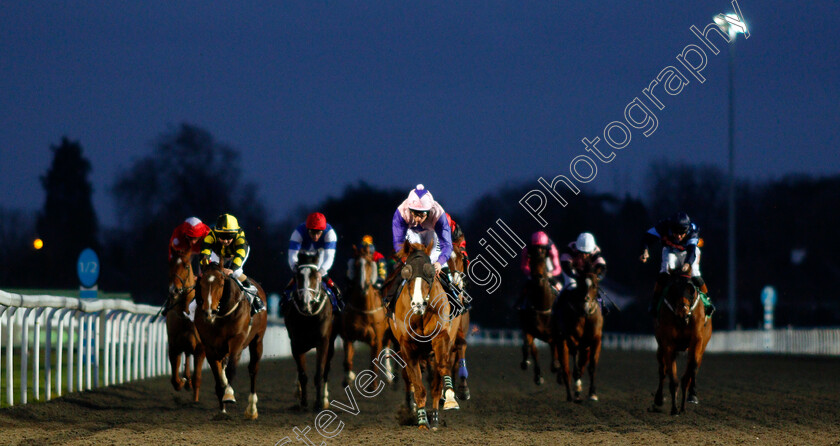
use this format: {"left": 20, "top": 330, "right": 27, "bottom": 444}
{"left": 36, "top": 137, "right": 99, "bottom": 288}
{"left": 108, "top": 123, "right": 275, "bottom": 302}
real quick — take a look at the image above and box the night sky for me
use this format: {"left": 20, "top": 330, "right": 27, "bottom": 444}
{"left": 2, "top": 1, "right": 838, "bottom": 226}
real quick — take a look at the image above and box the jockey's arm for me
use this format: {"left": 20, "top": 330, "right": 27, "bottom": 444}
{"left": 520, "top": 247, "right": 531, "bottom": 276}
{"left": 548, "top": 243, "right": 563, "bottom": 277}
{"left": 229, "top": 236, "right": 248, "bottom": 275}
{"left": 199, "top": 232, "right": 215, "bottom": 265}
{"left": 433, "top": 212, "right": 453, "bottom": 267}
{"left": 391, "top": 209, "right": 408, "bottom": 255}
{"left": 318, "top": 228, "right": 338, "bottom": 275}
{"left": 288, "top": 227, "right": 304, "bottom": 271}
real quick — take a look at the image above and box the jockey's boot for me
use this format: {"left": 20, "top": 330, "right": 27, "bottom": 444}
{"left": 648, "top": 273, "right": 669, "bottom": 317}
{"left": 324, "top": 277, "right": 344, "bottom": 311}
{"left": 238, "top": 277, "right": 264, "bottom": 315}
{"left": 692, "top": 277, "right": 715, "bottom": 316}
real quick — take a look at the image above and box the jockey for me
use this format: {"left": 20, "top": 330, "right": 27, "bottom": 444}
{"left": 515, "top": 231, "right": 562, "bottom": 309}
{"left": 383, "top": 184, "right": 454, "bottom": 308}
{"left": 192, "top": 213, "right": 265, "bottom": 317}
{"left": 168, "top": 216, "right": 210, "bottom": 261}
{"left": 640, "top": 212, "right": 714, "bottom": 317}
{"left": 559, "top": 232, "right": 607, "bottom": 294}
{"left": 285, "top": 212, "right": 343, "bottom": 309}
{"left": 346, "top": 235, "right": 388, "bottom": 290}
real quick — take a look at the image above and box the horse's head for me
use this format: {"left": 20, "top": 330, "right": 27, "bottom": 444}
{"left": 195, "top": 262, "right": 231, "bottom": 323}
{"left": 350, "top": 244, "right": 376, "bottom": 293}
{"left": 664, "top": 273, "right": 699, "bottom": 326}
{"left": 527, "top": 244, "right": 549, "bottom": 279}
{"left": 168, "top": 254, "right": 195, "bottom": 309}
{"left": 398, "top": 240, "right": 437, "bottom": 316}
{"left": 294, "top": 252, "right": 327, "bottom": 316}
{"left": 566, "top": 272, "right": 600, "bottom": 316}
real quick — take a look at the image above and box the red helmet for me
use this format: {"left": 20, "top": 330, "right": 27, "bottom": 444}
{"left": 306, "top": 212, "right": 327, "bottom": 231}
{"left": 183, "top": 217, "right": 208, "bottom": 238}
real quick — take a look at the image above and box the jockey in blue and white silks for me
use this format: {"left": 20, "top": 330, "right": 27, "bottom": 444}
{"left": 284, "top": 212, "right": 343, "bottom": 310}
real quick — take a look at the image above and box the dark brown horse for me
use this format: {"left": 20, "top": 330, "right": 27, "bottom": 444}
{"left": 338, "top": 244, "right": 389, "bottom": 388}
{"left": 552, "top": 272, "right": 603, "bottom": 402}
{"left": 284, "top": 252, "right": 337, "bottom": 410}
{"left": 389, "top": 241, "right": 462, "bottom": 430}
{"left": 166, "top": 252, "right": 205, "bottom": 402}
{"left": 446, "top": 236, "right": 471, "bottom": 400}
{"left": 193, "top": 262, "right": 267, "bottom": 419}
{"left": 519, "top": 245, "right": 559, "bottom": 385}
{"left": 653, "top": 273, "right": 713, "bottom": 415}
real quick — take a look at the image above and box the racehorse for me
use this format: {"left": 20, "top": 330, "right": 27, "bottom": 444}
{"left": 552, "top": 272, "right": 603, "bottom": 402}
{"left": 653, "top": 272, "right": 713, "bottom": 415}
{"left": 193, "top": 262, "right": 267, "bottom": 419}
{"left": 389, "top": 240, "right": 462, "bottom": 430}
{"left": 284, "top": 252, "right": 337, "bottom": 410}
{"left": 338, "top": 244, "right": 390, "bottom": 388}
{"left": 165, "top": 252, "right": 205, "bottom": 402}
{"left": 446, "top": 235, "right": 471, "bottom": 400}
{"left": 518, "top": 244, "right": 559, "bottom": 385}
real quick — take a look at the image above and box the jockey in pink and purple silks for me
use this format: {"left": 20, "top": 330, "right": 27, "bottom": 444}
{"left": 391, "top": 184, "right": 453, "bottom": 272}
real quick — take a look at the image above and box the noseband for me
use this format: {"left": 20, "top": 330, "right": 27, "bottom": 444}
{"left": 294, "top": 264, "right": 328, "bottom": 316}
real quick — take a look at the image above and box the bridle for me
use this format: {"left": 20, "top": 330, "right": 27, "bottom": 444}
{"left": 663, "top": 276, "right": 701, "bottom": 324}
{"left": 293, "top": 263, "right": 329, "bottom": 316}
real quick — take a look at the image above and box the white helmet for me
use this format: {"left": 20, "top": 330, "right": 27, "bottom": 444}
{"left": 576, "top": 232, "right": 596, "bottom": 254}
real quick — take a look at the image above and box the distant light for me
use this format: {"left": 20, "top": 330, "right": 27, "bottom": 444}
{"left": 714, "top": 13, "right": 746, "bottom": 40}
{"left": 33, "top": 238, "right": 44, "bottom": 250}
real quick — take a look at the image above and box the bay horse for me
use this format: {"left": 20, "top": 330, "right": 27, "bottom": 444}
{"left": 389, "top": 240, "right": 462, "bottom": 430}
{"left": 338, "top": 244, "right": 389, "bottom": 388}
{"left": 653, "top": 272, "right": 713, "bottom": 415}
{"left": 284, "top": 252, "right": 337, "bottom": 410}
{"left": 552, "top": 272, "right": 603, "bottom": 402}
{"left": 193, "top": 262, "right": 267, "bottom": 419}
{"left": 166, "top": 252, "right": 205, "bottom": 402}
{"left": 446, "top": 236, "right": 471, "bottom": 400}
{"left": 518, "top": 244, "right": 559, "bottom": 385}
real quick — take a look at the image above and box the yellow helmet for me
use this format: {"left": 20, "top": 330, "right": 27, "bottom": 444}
{"left": 215, "top": 213, "right": 240, "bottom": 233}
{"left": 361, "top": 235, "right": 374, "bottom": 246}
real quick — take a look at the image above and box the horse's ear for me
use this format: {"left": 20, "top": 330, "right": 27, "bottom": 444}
{"left": 399, "top": 240, "right": 411, "bottom": 258}
{"left": 352, "top": 244, "right": 358, "bottom": 256}
{"left": 424, "top": 238, "right": 435, "bottom": 256}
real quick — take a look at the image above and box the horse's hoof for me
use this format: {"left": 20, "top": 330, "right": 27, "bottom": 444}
{"left": 670, "top": 408, "right": 680, "bottom": 416}
{"left": 212, "top": 411, "right": 233, "bottom": 421}
{"left": 520, "top": 361, "right": 528, "bottom": 371}
{"left": 589, "top": 394, "right": 599, "bottom": 402}
{"left": 647, "top": 404, "right": 663, "bottom": 413}
{"left": 688, "top": 395, "right": 699, "bottom": 404}
{"left": 428, "top": 410, "right": 440, "bottom": 430}
{"left": 535, "top": 376, "right": 544, "bottom": 386}
{"left": 574, "top": 379, "right": 583, "bottom": 393}
{"left": 457, "top": 385, "right": 471, "bottom": 401}
{"left": 443, "top": 389, "right": 460, "bottom": 410}
{"left": 244, "top": 410, "right": 258, "bottom": 420}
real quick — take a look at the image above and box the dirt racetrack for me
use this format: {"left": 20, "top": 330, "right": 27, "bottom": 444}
{"left": 1, "top": 346, "right": 838, "bottom": 446}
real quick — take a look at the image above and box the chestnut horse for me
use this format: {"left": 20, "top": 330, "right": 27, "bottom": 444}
{"left": 284, "top": 252, "right": 337, "bottom": 410}
{"left": 338, "top": 244, "right": 389, "bottom": 388}
{"left": 552, "top": 272, "right": 603, "bottom": 402}
{"left": 446, "top": 236, "right": 471, "bottom": 400}
{"left": 653, "top": 273, "right": 713, "bottom": 415}
{"left": 389, "top": 241, "right": 461, "bottom": 430}
{"left": 518, "top": 245, "right": 559, "bottom": 385}
{"left": 194, "top": 262, "right": 267, "bottom": 419}
{"left": 166, "top": 252, "right": 205, "bottom": 402}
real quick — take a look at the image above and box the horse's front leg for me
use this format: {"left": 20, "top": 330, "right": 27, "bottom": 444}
{"left": 667, "top": 350, "right": 679, "bottom": 415}
{"left": 557, "top": 339, "right": 574, "bottom": 402}
{"left": 588, "top": 336, "right": 602, "bottom": 401}
{"left": 314, "top": 338, "right": 331, "bottom": 410}
{"left": 343, "top": 337, "right": 355, "bottom": 387}
{"left": 520, "top": 332, "right": 531, "bottom": 371}
{"left": 293, "top": 351, "right": 309, "bottom": 409}
{"left": 529, "top": 334, "right": 543, "bottom": 385}
{"left": 403, "top": 355, "right": 428, "bottom": 429}
{"left": 245, "top": 333, "right": 264, "bottom": 420}
{"left": 207, "top": 355, "right": 227, "bottom": 413}
{"left": 169, "top": 349, "right": 185, "bottom": 391}
{"left": 653, "top": 345, "right": 666, "bottom": 410}
{"left": 192, "top": 345, "right": 205, "bottom": 403}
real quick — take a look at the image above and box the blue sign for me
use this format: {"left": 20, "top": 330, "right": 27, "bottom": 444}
{"left": 760, "top": 286, "right": 777, "bottom": 308}
{"left": 77, "top": 248, "right": 100, "bottom": 287}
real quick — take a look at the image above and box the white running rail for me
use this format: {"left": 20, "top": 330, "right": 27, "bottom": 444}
{"left": 469, "top": 327, "right": 840, "bottom": 356}
{"left": 1, "top": 289, "right": 293, "bottom": 408}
